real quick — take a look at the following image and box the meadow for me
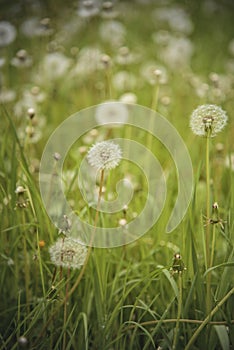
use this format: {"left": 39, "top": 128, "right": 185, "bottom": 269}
{"left": 0, "top": 0, "right": 234, "bottom": 349}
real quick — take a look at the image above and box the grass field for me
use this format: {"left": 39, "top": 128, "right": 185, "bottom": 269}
{"left": 1, "top": 0, "right": 234, "bottom": 349}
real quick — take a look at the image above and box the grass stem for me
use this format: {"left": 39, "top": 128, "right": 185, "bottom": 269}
{"left": 184, "top": 287, "right": 234, "bottom": 350}
{"left": 172, "top": 273, "right": 183, "bottom": 350}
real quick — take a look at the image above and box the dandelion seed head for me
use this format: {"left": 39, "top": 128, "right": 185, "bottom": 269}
{"left": 190, "top": 104, "right": 228, "bottom": 137}
{"left": 0, "top": 21, "right": 16, "bottom": 47}
{"left": 87, "top": 141, "right": 122, "bottom": 171}
{"left": 49, "top": 237, "right": 87, "bottom": 269}
{"left": 119, "top": 92, "right": 137, "bottom": 104}
{"left": 95, "top": 101, "right": 128, "bottom": 126}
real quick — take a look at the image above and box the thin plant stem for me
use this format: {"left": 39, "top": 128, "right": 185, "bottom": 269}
{"left": 184, "top": 287, "right": 234, "bottom": 350}
{"left": 105, "top": 65, "right": 112, "bottom": 99}
{"left": 172, "top": 273, "right": 183, "bottom": 350}
{"left": 27, "top": 187, "right": 46, "bottom": 298}
{"left": 22, "top": 211, "right": 30, "bottom": 316}
{"left": 62, "top": 267, "right": 71, "bottom": 350}
{"left": 125, "top": 318, "right": 234, "bottom": 330}
{"left": 151, "top": 81, "right": 160, "bottom": 112}
{"left": 210, "top": 224, "right": 216, "bottom": 268}
{"left": 205, "top": 131, "right": 211, "bottom": 314}
{"left": 146, "top": 81, "right": 160, "bottom": 152}
{"left": 206, "top": 132, "right": 211, "bottom": 268}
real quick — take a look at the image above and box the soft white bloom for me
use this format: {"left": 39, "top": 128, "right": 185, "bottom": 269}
{"left": 140, "top": 61, "right": 168, "bottom": 85}
{"left": 35, "top": 52, "right": 71, "bottom": 83}
{"left": 95, "top": 101, "right": 128, "bottom": 126}
{"left": 0, "top": 88, "right": 16, "bottom": 103}
{"left": 20, "top": 17, "right": 53, "bottom": 37}
{"left": 0, "top": 21, "right": 16, "bottom": 47}
{"left": 14, "top": 88, "right": 46, "bottom": 117}
{"left": 190, "top": 104, "right": 228, "bottom": 137}
{"left": 87, "top": 141, "right": 122, "bottom": 170}
{"left": 153, "top": 6, "right": 193, "bottom": 34}
{"left": 152, "top": 30, "right": 172, "bottom": 46}
{"left": 112, "top": 71, "right": 137, "bottom": 91}
{"left": 49, "top": 237, "right": 87, "bottom": 269}
{"left": 11, "top": 49, "right": 33, "bottom": 68}
{"left": 119, "top": 92, "right": 137, "bottom": 104}
{"left": 101, "top": 1, "right": 119, "bottom": 19}
{"left": 115, "top": 46, "right": 141, "bottom": 65}
{"left": 77, "top": 0, "right": 101, "bottom": 18}
{"left": 159, "top": 36, "right": 194, "bottom": 69}
{"left": 99, "top": 20, "right": 126, "bottom": 47}
{"left": 225, "top": 153, "right": 234, "bottom": 171}
{"left": 71, "top": 47, "right": 103, "bottom": 77}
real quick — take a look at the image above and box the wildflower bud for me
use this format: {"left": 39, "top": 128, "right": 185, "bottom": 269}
{"left": 53, "top": 152, "right": 61, "bottom": 161}
{"left": 31, "top": 86, "right": 40, "bottom": 95}
{"left": 39, "top": 240, "right": 45, "bottom": 248}
{"left": 15, "top": 186, "right": 29, "bottom": 209}
{"left": 101, "top": 54, "right": 111, "bottom": 68}
{"left": 119, "top": 218, "right": 127, "bottom": 227}
{"left": 103, "top": 1, "right": 113, "bottom": 10}
{"left": 16, "top": 49, "right": 27, "bottom": 60}
{"left": 89, "top": 128, "right": 99, "bottom": 137}
{"left": 79, "top": 146, "right": 87, "bottom": 155}
{"left": 18, "top": 336, "right": 28, "bottom": 347}
{"left": 25, "top": 125, "right": 35, "bottom": 137}
{"left": 212, "top": 202, "right": 218, "bottom": 209}
{"left": 119, "top": 46, "right": 129, "bottom": 57}
{"left": 27, "top": 107, "right": 35, "bottom": 119}
{"left": 171, "top": 253, "right": 186, "bottom": 275}
{"left": 161, "top": 96, "right": 171, "bottom": 105}
{"left": 15, "top": 186, "right": 26, "bottom": 194}
{"left": 209, "top": 72, "right": 219, "bottom": 85}
{"left": 215, "top": 143, "right": 224, "bottom": 152}
{"left": 123, "top": 204, "right": 128, "bottom": 215}
{"left": 40, "top": 17, "right": 51, "bottom": 28}
{"left": 153, "top": 69, "right": 162, "bottom": 79}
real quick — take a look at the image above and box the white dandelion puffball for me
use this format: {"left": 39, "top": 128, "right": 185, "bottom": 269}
{"left": 95, "top": 101, "right": 128, "bottom": 126}
{"left": 49, "top": 237, "right": 87, "bottom": 269}
{"left": 190, "top": 104, "right": 228, "bottom": 137}
{"left": 87, "top": 141, "right": 122, "bottom": 170}
{"left": 0, "top": 21, "right": 16, "bottom": 47}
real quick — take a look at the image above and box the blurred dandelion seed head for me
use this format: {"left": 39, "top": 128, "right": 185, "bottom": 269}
{"left": 95, "top": 101, "right": 128, "bottom": 126}
{"left": 190, "top": 104, "right": 228, "bottom": 137}
{"left": 0, "top": 21, "right": 16, "bottom": 47}
{"left": 49, "top": 237, "right": 87, "bottom": 269}
{"left": 87, "top": 141, "right": 122, "bottom": 170}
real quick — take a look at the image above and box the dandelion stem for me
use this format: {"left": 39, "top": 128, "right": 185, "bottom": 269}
{"left": 205, "top": 131, "right": 212, "bottom": 314}
{"left": 147, "top": 81, "right": 160, "bottom": 152}
{"left": 151, "top": 81, "right": 160, "bottom": 112}
{"left": 62, "top": 267, "right": 70, "bottom": 350}
{"left": 206, "top": 132, "right": 211, "bottom": 268}
{"left": 172, "top": 273, "right": 183, "bottom": 350}
{"left": 22, "top": 211, "right": 30, "bottom": 316}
